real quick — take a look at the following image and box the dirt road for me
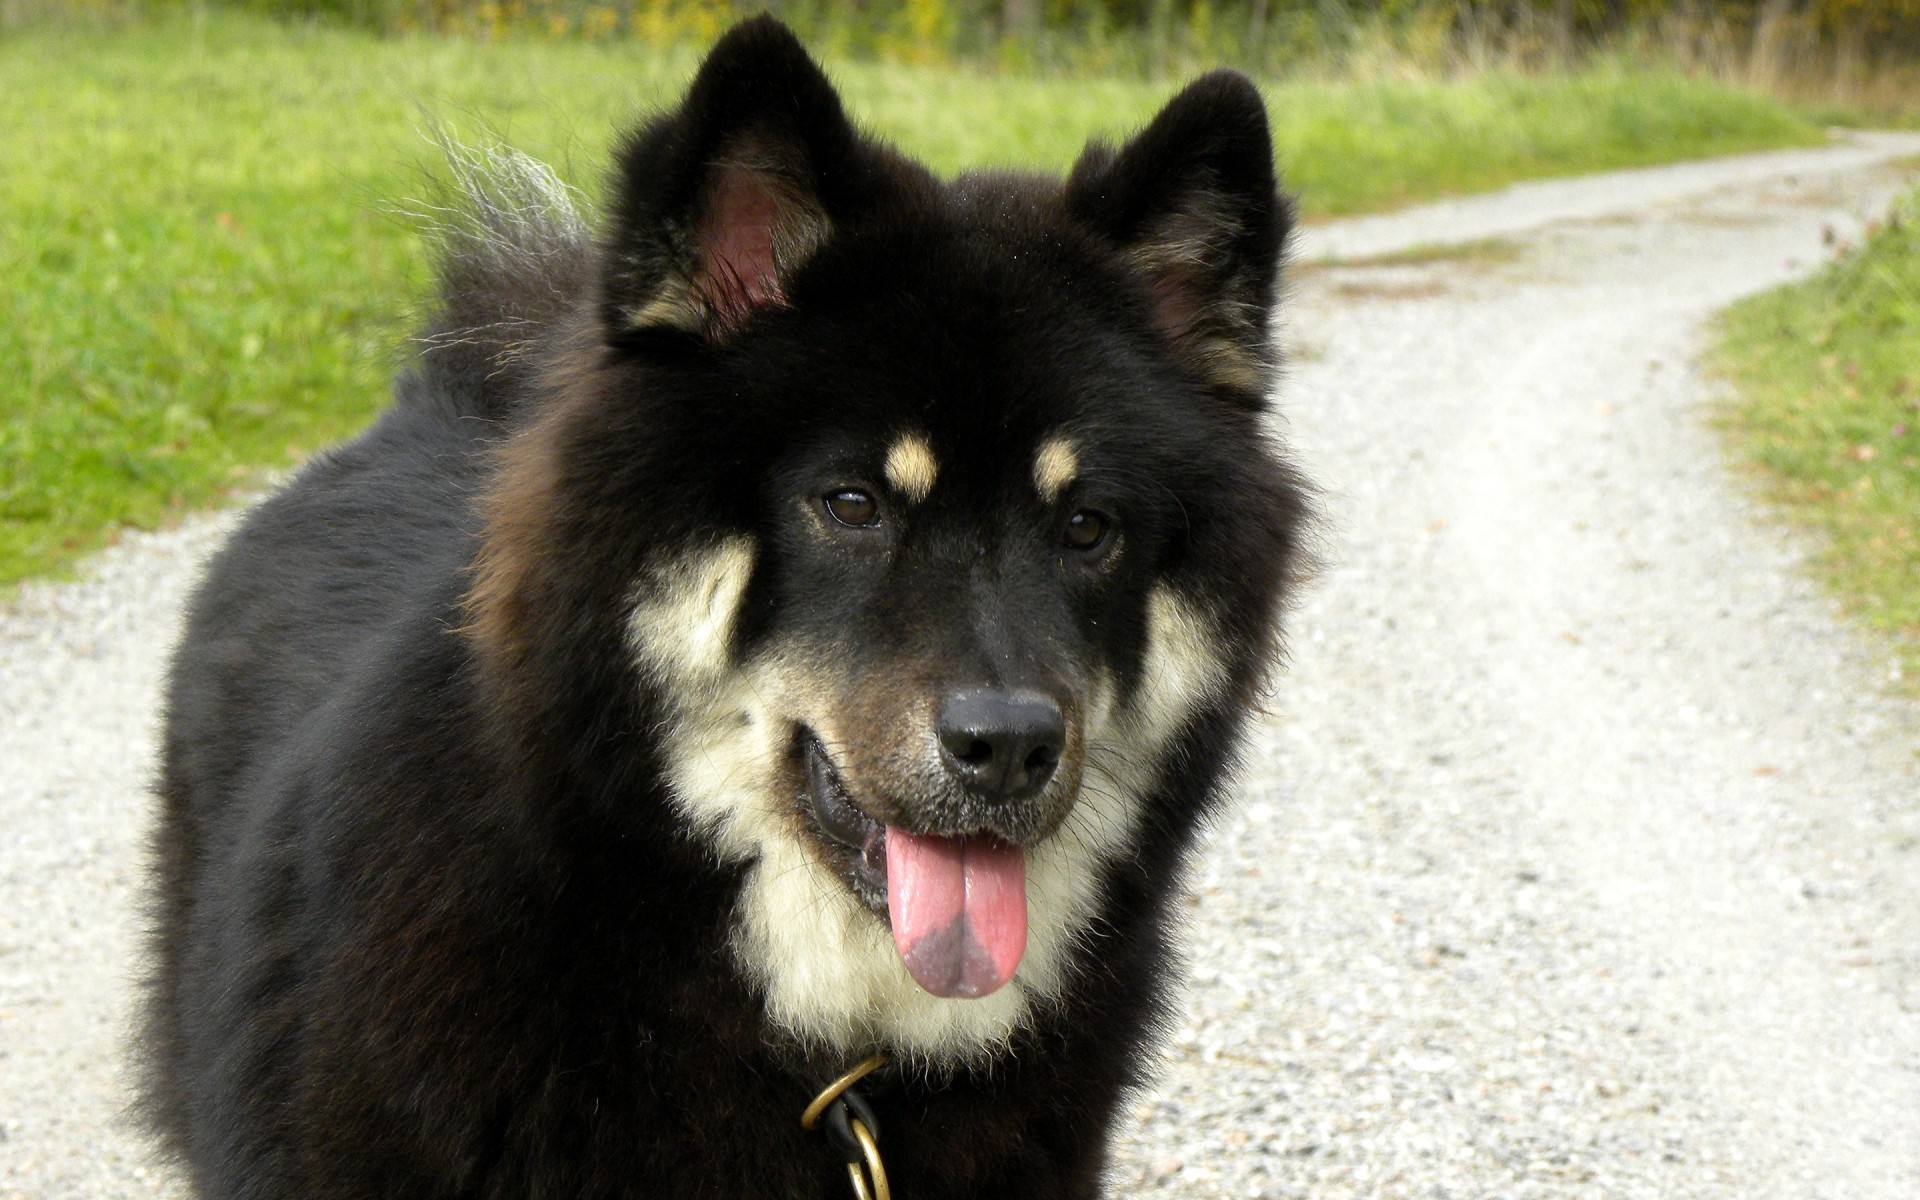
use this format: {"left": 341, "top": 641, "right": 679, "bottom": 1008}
{"left": 5, "top": 133, "right": 1919, "bottom": 1198}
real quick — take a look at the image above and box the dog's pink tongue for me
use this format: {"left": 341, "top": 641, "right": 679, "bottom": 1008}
{"left": 885, "top": 829, "right": 1026, "bottom": 999}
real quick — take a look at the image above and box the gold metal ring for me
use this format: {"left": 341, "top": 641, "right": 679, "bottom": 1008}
{"left": 847, "top": 1116, "right": 890, "bottom": 1200}
{"left": 799, "top": 1053, "right": 888, "bottom": 1132}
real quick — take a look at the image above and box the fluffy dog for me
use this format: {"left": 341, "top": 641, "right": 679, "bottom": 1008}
{"left": 146, "top": 17, "right": 1307, "bottom": 1197}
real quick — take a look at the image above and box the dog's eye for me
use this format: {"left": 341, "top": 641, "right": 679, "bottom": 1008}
{"left": 1064, "top": 509, "right": 1110, "bottom": 552}
{"left": 824, "top": 489, "right": 880, "bottom": 528}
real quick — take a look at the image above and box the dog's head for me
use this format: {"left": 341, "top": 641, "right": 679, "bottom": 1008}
{"left": 465, "top": 17, "right": 1304, "bottom": 1058}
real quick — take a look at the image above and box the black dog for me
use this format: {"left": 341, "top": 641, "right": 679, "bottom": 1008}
{"left": 146, "top": 17, "right": 1306, "bottom": 1197}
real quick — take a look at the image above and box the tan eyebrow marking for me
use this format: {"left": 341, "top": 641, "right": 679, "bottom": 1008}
{"left": 884, "top": 433, "right": 939, "bottom": 504}
{"left": 1033, "top": 436, "right": 1080, "bottom": 504}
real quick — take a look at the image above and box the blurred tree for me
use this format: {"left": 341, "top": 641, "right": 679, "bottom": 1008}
{"left": 1002, "top": 0, "right": 1039, "bottom": 35}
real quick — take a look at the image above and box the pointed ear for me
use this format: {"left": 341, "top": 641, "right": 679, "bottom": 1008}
{"left": 602, "top": 17, "right": 864, "bottom": 343}
{"left": 1065, "top": 71, "right": 1292, "bottom": 401}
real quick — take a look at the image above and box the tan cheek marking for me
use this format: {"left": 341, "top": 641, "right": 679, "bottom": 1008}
{"left": 625, "top": 538, "right": 757, "bottom": 688}
{"left": 885, "top": 434, "right": 939, "bottom": 504}
{"left": 1033, "top": 436, "right": 1080, "bottom": 504}
{"left": 1130, "top": 585, "right": 1230, "bottom": 746}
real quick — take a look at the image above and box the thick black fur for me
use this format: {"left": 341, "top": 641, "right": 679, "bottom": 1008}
{"left": 146, "top": 18, "right": 1306, "bottom": 1198}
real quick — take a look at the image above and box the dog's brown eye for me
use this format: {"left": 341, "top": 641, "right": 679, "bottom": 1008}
{"left": 1065, "top": 509, "right": 1109, "bottom": 551}
{"left": 824, "top": 489, "right": 880, "bottom": 528}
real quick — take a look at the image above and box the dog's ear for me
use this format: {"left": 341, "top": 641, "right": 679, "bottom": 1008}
{"left": 602, "top": 17, "right": 865, "bottom": 342}
{"left": 1065, "top": 71, "right": 1291, "bottom": 401}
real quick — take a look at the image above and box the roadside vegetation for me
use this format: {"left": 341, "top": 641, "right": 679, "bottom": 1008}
{"left": 19, "top": 2, "right": 1919, "bottom": 119}
{"left": 1715, "top": 198, "right": 1920, "bottom": 689}
{"left": 1, "top": 1, "right": 1911, "bottom": 587}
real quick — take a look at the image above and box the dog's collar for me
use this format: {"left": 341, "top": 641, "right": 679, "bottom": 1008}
{"left": 801, "top": 1053, "right": 891, "bottom": 1200}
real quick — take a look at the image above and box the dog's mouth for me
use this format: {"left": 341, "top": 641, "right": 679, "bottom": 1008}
{"left": 803, "top": 734, "right": 889, "bottom": 902}
{"left": 800, "top": 731, "right": 1028, "bottom": 1000}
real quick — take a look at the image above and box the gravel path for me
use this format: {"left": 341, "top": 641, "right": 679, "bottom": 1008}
{"left": 6, "top": 133, "right": 1920, "bottom": 1199}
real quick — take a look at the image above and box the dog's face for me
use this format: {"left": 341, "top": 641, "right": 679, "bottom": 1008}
{"left": 467, "top": 18, "right": 1302, "bottom": 1062}
{"left": 750, "top": 419, "right": 1111, "bottom": 900}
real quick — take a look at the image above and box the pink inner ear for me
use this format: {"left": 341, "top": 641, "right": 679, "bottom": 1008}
{"left": 1147, "top": 263, "right": 1207, "bottom": 346}
{"left": 694, "top": 168, "right": 787, "bottom": 330}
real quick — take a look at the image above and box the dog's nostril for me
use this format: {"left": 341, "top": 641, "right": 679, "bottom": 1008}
{"left": 937, "top": 688, "right": 1066, "bottom": 802}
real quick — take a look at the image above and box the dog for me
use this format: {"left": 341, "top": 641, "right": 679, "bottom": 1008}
{"left": 144, "top": 17, "right": 1307, "bottom": 1197}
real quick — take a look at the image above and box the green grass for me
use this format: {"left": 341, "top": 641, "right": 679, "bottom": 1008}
{"left": 1714, "top": 200, "right": 1920, "bottom": 688}
{"left": 0, "top": 14, "right": 1824, "bottom": 586}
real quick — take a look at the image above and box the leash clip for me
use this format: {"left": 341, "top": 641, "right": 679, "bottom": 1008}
{"left": 801, "top": 1053, "right": 891, "bottom": 1200}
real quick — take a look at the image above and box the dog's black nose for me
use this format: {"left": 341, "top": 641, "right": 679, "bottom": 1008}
{"left": 937, "top": 688, "right": 1065, "bottom": 801}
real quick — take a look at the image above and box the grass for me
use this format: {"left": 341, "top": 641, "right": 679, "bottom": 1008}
{"left": 0, "top": 12, "right": 1826, "bottom": 587}
{"left": 1714, "top": 199, "right": 1920, "bottom": 689}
